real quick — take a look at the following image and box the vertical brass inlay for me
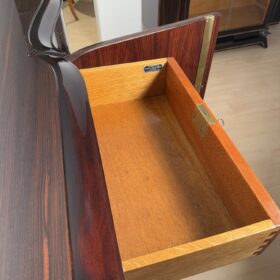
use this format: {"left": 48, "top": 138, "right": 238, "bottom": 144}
{"left": 195, "top": 15, "right": 215, "bottom": 93}
{"left": 193, "top": 104, "right": 215, "bottom": 137}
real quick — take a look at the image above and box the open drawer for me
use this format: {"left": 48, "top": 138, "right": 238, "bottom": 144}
{"left": 80, "top": 58, "right": 280, "bottom": 280}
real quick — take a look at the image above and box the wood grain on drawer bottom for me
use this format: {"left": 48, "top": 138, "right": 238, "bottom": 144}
{"left": 80, "top": 58, "right": 280, "bottom": 280}
{"left": 92, "top": 95, "right": 236, "bottom": 261}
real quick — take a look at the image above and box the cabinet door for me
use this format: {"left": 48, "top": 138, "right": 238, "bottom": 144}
{"left": 4, "top": 0, "right": 220, "bottom": 279}
{"left": 159, "top": 0, "right": 271, "bottom": 34}
{"left": 189, "top": 0, "right": 271, "bottom": 31}
{"left": 70, "top": 15, "right": 220, "bottom": 98}
{"left": 189, "top": 0, "right": 232, "bottom": 31}
{"left": 268, "top": 0, "right": 280, "bottom": 24}
{"left": 227, "top": 0, "right": 270, "bottom": 30}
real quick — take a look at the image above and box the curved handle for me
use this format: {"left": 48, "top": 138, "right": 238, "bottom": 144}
{"left": 39, "top": 55, "right": 125, "bottom": 280}
{"left": 28, "top": 0, "right": 65, "bottom": 55}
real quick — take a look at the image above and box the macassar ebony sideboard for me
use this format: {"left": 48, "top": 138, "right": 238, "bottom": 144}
{"left": 159, "top": 0, "right": 278, "bottom": 50}
{"left": 0, "top": 0, "right": 279, "bottom": 279}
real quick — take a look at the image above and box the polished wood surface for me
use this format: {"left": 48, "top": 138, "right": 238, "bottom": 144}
{"left": 2, "top": 0, "right": 279, "bottom": 279}
{"left": 90, "top": 98, "right": 235, "bottom": 261}
{"left": 159, "top": 0, "right": 273, "bottom": 49}
{"left": 159, "top": 0, "right": 271, "bottom": 30}
{"left": 189, "top": 0, "right": 231, "bottom": 31}
{"left": 159, "top": 0, "right": 189, "bottom": 25}
{"left": 31, "top": 1, "right": 124, "bottom": 278}
{"left": 268, "top": 0, "right": 280, "bottom": 24}
{"left": 70, "top": 15, "right": 220, "bottom": 98}
{"left": 82, "top": 58, "right": 280, "bottom": 279}
{"left": 49, "top": 58, "right": 124, "bottom": 280}
{"left": 165, "top": 58, "right": 280, "bottom": 227}
{"left": 15, "top": 0, "right": 69, "bottom": 53}
{"left": 65, "top": 15, "right": 280, "bottom": 278}
{"left": 0, "top": 1, "right": 71, "bottom": 279}
{"left": 190, "top": 27, "right": 280, "bottom": 279}
{"left": 15, "top": 0, "right": 42, "bottom": 35}
{"left": 124, "top": 220, "right": 277, "bottom": 280}
{"left": 1, "top": 0, "right": 124, "bottom": 279}
{"left": 188, "top": 0, "right": 271, "bottom": 31}
{"left": 81, "top": 58, "right": 168, "bottom": 106}
{"left": 8, "top": 1, "right": 222, "bottom": 278}
{"left": 82, "top": 59, "right": 239, "bottom": 263}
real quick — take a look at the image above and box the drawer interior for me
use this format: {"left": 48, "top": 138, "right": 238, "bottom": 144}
{"left": 80, "top": 58, "right": 272, "bottom": 273}
{"left": 91, "top": 94, "right": 236, "bottom": 261}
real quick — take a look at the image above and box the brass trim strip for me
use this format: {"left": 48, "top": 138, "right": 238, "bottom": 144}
{"left": 193, "top": 103, "right": 215, "bottom": 137}
{"left": 195, "top": 15, "right": 215, "bottom": 93}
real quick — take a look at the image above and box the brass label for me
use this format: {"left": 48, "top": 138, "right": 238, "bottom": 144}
{"left": 193, "top": 104, "right": 215, "bottom": 137}
{"left": 144, "top": 64, "right": 163, "bottom": 73}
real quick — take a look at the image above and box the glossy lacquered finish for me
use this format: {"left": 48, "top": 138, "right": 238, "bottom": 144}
{"left": 70, "top": 15, "right": 220, "bottom": 98}
{"left": 158, "top": 0, "right": 189, "bottom": 25}
{"left": 29, "top": 0, "right": 125, "bottom": 279}
{"left": 1, "top": 2, "right": 220, "bottom": 277}
{"left": 48, "top": 58, "right": 124, "bottom": 279}
{"left": 158, "top": 0, "right": 275, "bottom": 50}
{"left": 4, "top": 0, "right": 279, "bottom": 279}
{"left": 15, "top": 0, "right": 69, "bottom": 54}
{"left": 268, "top": 0, "right": 280, "bottom": 24}
{"left": 81, "top": 58, "right": 280, "bottom": 280}
{"left": 0, "top": 1, "right": 71, "bottom": 279}
{"left": 2, "top": 0, "right": 124, "bottom": 279}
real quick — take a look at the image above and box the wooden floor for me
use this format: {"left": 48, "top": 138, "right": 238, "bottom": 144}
{"left": 62, "top": 0, "right": 99, "bottom": 52}
{"left": 63, "top": 6, "right": 280, "bottom": 279}
{"left": 189, "top": 24, "right": 280, "bottom": 280}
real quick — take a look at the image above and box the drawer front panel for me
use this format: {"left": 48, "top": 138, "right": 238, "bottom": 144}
{"left": 124, "top": 220, "right": 277, "bottom": 280}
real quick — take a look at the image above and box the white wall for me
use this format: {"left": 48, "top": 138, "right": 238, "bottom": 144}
{"left": 142, "top": 0, "right": 159, "bottom": 29}
{"left": 93, "top": 0, "right": 142, "bottom": 41}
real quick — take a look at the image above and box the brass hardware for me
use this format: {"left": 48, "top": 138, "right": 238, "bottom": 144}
{"left": 193, "top": 103, "right": 215, "bottom": 137}
{"left": 195, "top": 15, "right": 215, "bottom": 93}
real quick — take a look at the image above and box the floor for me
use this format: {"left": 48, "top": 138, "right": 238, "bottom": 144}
{"left": 189, "top": 24, "right": 280, "bottom": 280}
{"left": 63, "top": 2, "right": 280, "bottom": 279}
{"left": 62, "top": 0, "right": 99, "bottom": 52}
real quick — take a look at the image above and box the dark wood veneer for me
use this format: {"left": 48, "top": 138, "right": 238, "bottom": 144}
{"left": 0, "top": 1, "right": 71, "bottom": 279}
{"left": 158, "top": 0, "right": 275, "bottom": 50}
{"left": 1, "top": 0, "right": 280, "bottom": 278}
{"left": 70, "top": 15, "right": 220, "bottom": 98}
{"left": 159, "top": 0, "right": 189, "bottom": 25}
{"left": 2, "top": 0, "right": 124, "bottom": 279}
{"left": 15, "top": 0, "right": 69, "bottom": 53}
{"left": 268, "top": 0, "right": 280, "bottom": 24}
{"left": 1, "top": 0, "right": 222, "bottom": 279}
{"left": 46, "top": 58, "right": 125, "bottom": 279}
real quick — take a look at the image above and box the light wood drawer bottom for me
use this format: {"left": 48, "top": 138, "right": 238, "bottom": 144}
{"left": 80, "top": 58, "right": 280, "bottom": 279}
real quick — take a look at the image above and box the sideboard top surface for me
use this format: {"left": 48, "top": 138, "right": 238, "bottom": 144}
{"left": 1, "top": 1, "right": 279, "bottom": 280}
{"left": 0, "top": 1, "right": 71, "bottom": 279}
